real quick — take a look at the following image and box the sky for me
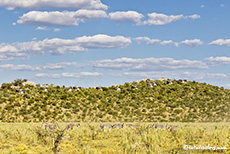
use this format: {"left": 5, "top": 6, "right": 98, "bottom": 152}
{"left": 0, "top": 0, "right": 230, "bottom": 88}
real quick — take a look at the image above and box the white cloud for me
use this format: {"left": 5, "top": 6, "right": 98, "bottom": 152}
{"left": 0, "top": 43, "right": 28, "bottom": 61}
{"left": 36, "top": 26, "right": 46, "bottom": 30}
{"left": 224, "top": 84, "right": 230, "bottom": 88}
{"left": 142, "top": 12, "right": 200, "bottom": 26}
{"left": 17, "top": 10, "right": 107, "bottom": 27}
{"left": 54, "top": 28, "right": 61, "bottom": 32}
{"left": 74, "top": 34, "right": 131, "bottom": 48}
{"left": 93, "top": 57, "right": 208, "bottom": 71}
{"left": 180, "top": 39, "right": 203, "bottom": 47}
{"left": 207, "top": 73, "right": 227, "bottom": 79}
{"left": 209, "top": 39, "right": 230, "bottom": 47}
{"left": 112, "top": 71, "right": 227, "bottom": 82}
{"left": 0, "top": 39, "right": 86, "bottom": 55}
{"left": 0, "top": 53, "right": 28, "bottom": 61}
{"left": 0, "top": 44, "right": 18, "bottom": 53}
{"left": 182, "top": 72, "right": 227, "bottom": 80}
{"left": 205, "top": 56, "right": 230, "bottom": 65}
{"left": 35, "top": 73, "right": 61, "bottom": 78}
{"left": 62, "top": 72, "right": 103, "bottom": 78}
{"left": 35, "top": 72, "right": 102, "bottom": 79}
{"left": 142, "top": 12, "right": 184, "bottom": 25}
{"left": 174, "top": 42, "right": 179, "bottom": 47}
{"left": 109, "top": 11, "right": 144, "bottom": 24}
{"left": 0, "top": 64, "right": 40, "bottom": 71}
{"left": 111, "top": 71, "right": 176, "bottom": 79}
{"left": 0, "top": 34, "right": 131, "bottom": 56}
{"left": 188, "top": 14, "right": 200, "bottom": 19}
{"left": 72, "top": 9, "right": 108, "bottom": 19}
{"left": 12, "top": 22, "right": 16, "bottom": 26}
{"left": 160, "top": 40, "right": 173, "bottom": 46}
{"left": 135, "top": 37, "right": 203, "bottom": 47}
{"left": 43, "top": 62, "right": 83, "bottom": 70}
{"left": 0, "top": 0, "right": 108, "bottom": 10}
{"left": 134, "top": 37, "right": 161, "bottom": 45}
{"left": 220, "top": 4, "right": 225, "bottom": 7}
{"left": 201, "top": 5, "right": 205, "bottom": 8}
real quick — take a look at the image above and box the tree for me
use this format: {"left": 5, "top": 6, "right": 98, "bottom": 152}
{"left": 1, "top": 83, "right": 11, "bottom": 89}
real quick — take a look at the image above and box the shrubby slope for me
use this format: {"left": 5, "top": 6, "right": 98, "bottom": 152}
{"left": 0, "top": 79, "right": 229, "bottom": 122}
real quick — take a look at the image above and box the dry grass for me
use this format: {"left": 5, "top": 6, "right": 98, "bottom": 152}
{"left": 0, "top": 122, "right": 229, "bottom": 154}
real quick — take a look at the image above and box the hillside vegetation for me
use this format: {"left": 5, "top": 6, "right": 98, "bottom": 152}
{"left": 0, "top": 79, "right": 229, "bottom": 122}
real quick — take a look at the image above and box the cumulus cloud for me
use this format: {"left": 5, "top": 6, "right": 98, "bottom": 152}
{"left": 93, "top": 57, "right": 208, "bottom": 71}
{"left": 0, "top": 34, "right": 131, "bottom": 57}
{"left": 135, "top": 37, "right": 203, "bottom": 47}
{"left": 205, "top": 56, "right": 230, "bottom": 65}
{"left": 142, "top": 12, "right": 183, "bottom": 26}
{"left": 36, "top": 26, "right": 46, "bottom": 30}
{"left": 160, "top": 40, "right": 173, "bottom": 46}
{"left": 54, "top": 28, "right": 61, "bottom": 32}
{"left": 188, "top": 14, "right": 200, "bottom": 19}
{"left": 35, "top": 72, "right": 102, "bottom": 79}
{"left": 112, "top": 71, "right": 227, "bottom": 81}
{"left": 0, "top": 0, "right": 108, "bottom": 10}
{"left": 0, "top": 39, "right": 86, "bottom": 55}
{"left": 143, "top": 13, "right": 183, "bottom": 26}
{"left": 134, "top": 37, "right": 161, "bottom": 45}
{"left": 0, "top": 64, "right": 40, "bottom": 71}
{"left": 74, "top": 34, "right": 131, "bottom": 48}
{"left": 142, "top": 12, "right": 200, "bottom": 26}
{"left": 224, "top": 84, "right": 230, "bottom": 88}
{"left": 109, "top": 11, "right": 144, "bottom": 24}
{"left": 43, "top": 62, "right": 84, "bottom": 70}
{"left": 62, "top": 72, "right": 103, "bottom": 78}
{"left": 207, "top": 73, "right": 227, "bottom": 79}
{"left": 180, "top": 39, "right": 203, "bottom": 47}
{"left": 209, "top": 39, "right": 230, "bottom": 47}
{"left": 35, "top": 73, "right": 61, "bottom": 78}
{"left": 0, "top": 53, "right": 28, "bottom": 61}
{"left": 17, "top": 10, "right": 108, "bottom": 27}
{"left": 111, "top": 71, "right": 177, "bottom": 79}
{"left": 0, "top": 44, "right": 18, "bottom": 53}
{"left": 182, "top": 72, "right": 227, "bottom": 80}
{"left": 174, "top": 42, "right": 179, "bottom": 47}
{"left": 0, "top": 43, "right": 28, "bottom": 61}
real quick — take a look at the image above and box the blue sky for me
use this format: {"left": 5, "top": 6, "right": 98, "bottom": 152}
{"left": 0, "top": 0, "right": 230, "bottom": 88}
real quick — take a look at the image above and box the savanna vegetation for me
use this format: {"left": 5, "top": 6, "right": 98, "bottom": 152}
{"left": 0, "top": 123, "right": 229, "bottom": 154}
{"left": 0, "top": 79, "right": 230, "bottom": 153}
{"left": 0, "top": 78, "right": 229, "bottom": 123}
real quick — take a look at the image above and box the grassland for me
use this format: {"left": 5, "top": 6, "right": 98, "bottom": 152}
{"left": 0, "top": 79, "right": 229, "bottom": 153}
{"left": 0, "top": 123, "right": 229, "bottom": 154}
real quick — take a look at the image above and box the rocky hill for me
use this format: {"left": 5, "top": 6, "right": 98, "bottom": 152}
{"left": 0, "top": 79, "right": 229, "bottom": 122}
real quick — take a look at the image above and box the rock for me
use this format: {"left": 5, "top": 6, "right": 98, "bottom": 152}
{"left": 22, "top": 81, "right": 36, "bottom": 87}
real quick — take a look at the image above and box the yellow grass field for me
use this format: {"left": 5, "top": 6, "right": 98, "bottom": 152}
{"left": 0, "top": 123, "right": 229, "bottom": 154}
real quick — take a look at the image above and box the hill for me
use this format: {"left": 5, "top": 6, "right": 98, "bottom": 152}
{"left": 0, "top": 79, "right": 229, "bottom": 122}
